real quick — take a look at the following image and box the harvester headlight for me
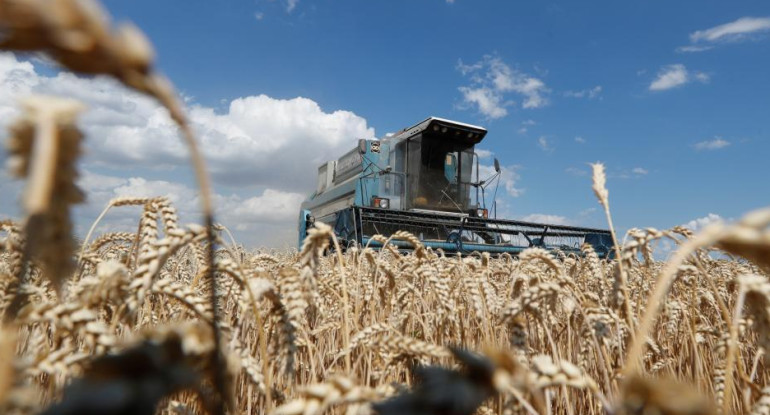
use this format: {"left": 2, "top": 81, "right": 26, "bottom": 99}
{"left": 441, "top": 127, "right": 448, "bottom": 133}
{"left": 477, "top": 208, "right": 488, "bottom": 218}
{"left": 372, "top": 197, "right": 390, "bottom": 209}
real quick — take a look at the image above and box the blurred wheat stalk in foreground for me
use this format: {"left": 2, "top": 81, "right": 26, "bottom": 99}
{"left": 1, "top": 1, "right": 770, "bottom": 415}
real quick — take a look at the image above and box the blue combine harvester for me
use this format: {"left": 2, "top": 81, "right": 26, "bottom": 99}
{"left": 298, "top": 117, "right": 613, "bottom": 257}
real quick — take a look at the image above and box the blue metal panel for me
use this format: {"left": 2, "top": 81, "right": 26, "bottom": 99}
{"left": 301, "top": 179, "right": 357, "bottom": 211}
{"left": 354, "top": 140, "right": 391, "bottom": 207}
{"left": 302, "top": 140, "right": 392, "bottom": 213}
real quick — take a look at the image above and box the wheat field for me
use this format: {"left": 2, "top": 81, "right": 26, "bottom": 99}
{"left": 1, "top": 1, "right": 770, "bottom": 415}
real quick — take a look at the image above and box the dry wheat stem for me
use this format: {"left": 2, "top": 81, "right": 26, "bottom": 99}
{"left": 1, "top": 4, "right": 768, "bottom": 412}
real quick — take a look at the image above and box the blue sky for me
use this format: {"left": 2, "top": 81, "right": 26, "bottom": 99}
{"left": 1, "top": 0, "right": 769, "bottom": 247}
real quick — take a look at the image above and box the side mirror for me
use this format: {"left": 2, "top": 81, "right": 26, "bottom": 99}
{"left": 444, "top": 153, "right": 458, "bottom": 184}
{"left": 358, "top": 139, "right": 367, "bottom": 154}
{"left": 494, "top": 158, "right": 500, "bottom": 173}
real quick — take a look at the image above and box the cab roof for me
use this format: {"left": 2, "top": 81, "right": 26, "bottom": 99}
{"left": 387, "top": 117, "right": 488, "bottom": 144}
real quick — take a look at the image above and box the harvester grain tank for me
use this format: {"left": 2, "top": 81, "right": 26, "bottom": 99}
{"left": 298, "top": 117, "right": 613, "bottom": 257}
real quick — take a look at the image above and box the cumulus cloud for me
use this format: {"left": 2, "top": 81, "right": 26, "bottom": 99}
{"left": 75, "top": 170, "right": 306, "bottom": 246}
{"left": 690, "top": 17, "right": 770, "bottom": 43}
{"left": 648, "top": 64, "right": 709, "bottom": 91}
{"left": 456, "top": 86, "right": 507, "bottom": 119}
{"left": 0, "top": 53, "right": 375, "bottom": 192}
{"left": 190, "top": 95, "right": 374, "bottom": 189}
{"left": 456, "top": 55, "right": 549, "bottom": 119}
{"left": 4, "top": 169, "right": 304, "bottom": 247}
{"left": 477, "top": 163, "right": 523, "bottom": 198}
{"left": 564, "top": 85, "right": 602, "bottom": 99}
{"left": 0, "top": 52, "right": 374, "bottom": 247}
{"left": 499, "top": 166, "right": 524, "bottom": 198}
{"left": 695, "top": 137, "right": 730, "bottom": 151}
{"left": 683, "top": 213, "right": 724, "bottom": 231}
{"left": 475, "top": 148, "right": 493, "bottom": 159}
{"left": 649, "top": 64, "right": 689, "bottom": 91}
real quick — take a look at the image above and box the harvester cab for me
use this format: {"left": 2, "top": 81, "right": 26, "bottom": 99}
{"left": 298, "top": 117, "right": 613, "bottom": 257}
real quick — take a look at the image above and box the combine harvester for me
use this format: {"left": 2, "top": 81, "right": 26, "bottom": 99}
{"left": 298, "top": 117, "right": 613, "bottom": 257}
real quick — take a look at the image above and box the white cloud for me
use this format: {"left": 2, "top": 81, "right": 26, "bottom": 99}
{"left": 74, "top": 171, "right": 305, "bottom": 246}
{"left": 574, "top": 136, "right": 586, "bottom": 144}
{"left": 520, "top": 214, "right": 571, "bottom": 226}
{"left": 477, "top": 163, "right": 523, "bottom": 198}
{"left": 286, "top": 0, "right": 299, "bottom": 12}
{"left": 226, "top": 189, "right": 306, "bottom": 225}
{"left": 517, "top": 127, "right": 527, "bottom": 135}
{"left": 0, "top": 53, "right": 375, "bottom": 193}
{"left": 457, "top": 86, "right": 508, "bottom": 119}
{"left": 190, "top": 95, "right": 374, "bottom": 189}
{"left": 500, "top": 166, "right": 524, "bottom": 198}
{"left": 113, "top": 178, "right": 196, "bottom": 208}
{"left": 648, "top": 64, "right": 709, "bottom": 91}
{"left": 632, "top": 167, "right": 648, "bottom": 175}
{"left": 675, "top": 45, "right": 713, "bottom": 53}
{"left": 522, "top": 119, "right": 536, "bottom": 126}
{"left": 515, "top": 79, "right": 548, "bottom": 109}
{"left": 254, "top": 12, "right": 264, "bottom": 20}
{"left": 564, "top": 85, "right": 602, "bottom": 99}
{"left": 683, "top": 213, "right": 724, "bottom": 231}
{"left": 537, "top": 136, "right": 552, "bottom": 152}
{"left": 456, "top": 55, "right": 549, "bottom": 119}
{"left": 0, "top": 52, "right": 375, "bottom": 247}
{"left": 690, "top": 17, "right": 770, "bottom": 43}
{"left": 695, "top": 137, "right": 730, "bottom": 151}
{"left": 694, "top": 72, "right": 711, "bottom": 83}
{"left": 4, "top": 169, "right": 301, "bottom": 244}
{"left": 677, "top": 17, "right": 770, "bottom": 53}
{"left": 649, "top": 64, "right": 689, "bottom": 91}
{"left": 475, "top": 149, "right": 493, "bottom": 159}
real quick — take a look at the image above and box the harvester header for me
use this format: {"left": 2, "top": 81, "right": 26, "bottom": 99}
{"left": 298, "top": 117, "right": 613, "bottom": 257}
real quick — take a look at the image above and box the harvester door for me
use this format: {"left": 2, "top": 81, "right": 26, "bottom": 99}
{"left": 444, "top": 152, "right": 458, "bottom": 184}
